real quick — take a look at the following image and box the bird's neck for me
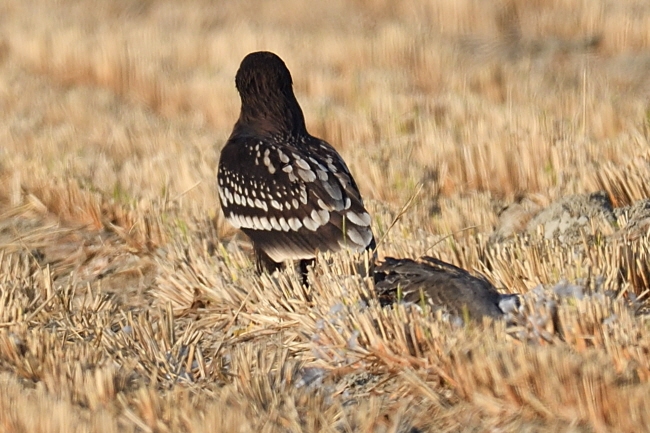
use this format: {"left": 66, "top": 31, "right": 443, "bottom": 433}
{"left": 237, "top": 90, "right": 307, "bottom": 137}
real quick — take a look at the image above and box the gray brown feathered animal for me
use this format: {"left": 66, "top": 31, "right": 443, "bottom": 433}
{"left": 374, "top": 256, "right": 518, "bottom": 320}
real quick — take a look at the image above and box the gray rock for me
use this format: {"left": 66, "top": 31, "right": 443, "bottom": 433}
{"left": 613, "top": 198, "right": 650, "bottom": 240}
{"left": 526, "top": 191, "right": 616, "bottom": 243}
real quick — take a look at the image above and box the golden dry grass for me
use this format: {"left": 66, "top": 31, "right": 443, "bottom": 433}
{"left": 1, "top": 0, "right": 650, "bottom": 431}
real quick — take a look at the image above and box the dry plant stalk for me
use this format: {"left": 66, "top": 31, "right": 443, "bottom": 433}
{"left": 1, "top": 0, "right": 650, "bottom": 431}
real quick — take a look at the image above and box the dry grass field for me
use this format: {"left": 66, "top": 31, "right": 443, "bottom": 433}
{"left": 1, "top": 0, "right": 650, "bottom": 431}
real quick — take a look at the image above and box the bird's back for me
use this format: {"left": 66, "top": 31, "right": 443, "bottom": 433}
{"left": 374, "top": 256, "right": 510, "bottom": 320}
{"left": 218, "top": 115, "right": 374, "bottom": 264}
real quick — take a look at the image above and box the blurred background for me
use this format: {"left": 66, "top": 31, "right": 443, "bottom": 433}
{"left": 2, "top": 0, "right": 650, "bottom": 237}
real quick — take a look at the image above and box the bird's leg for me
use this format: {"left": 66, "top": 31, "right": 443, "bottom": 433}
{"left": 299, "top": 258, "right": 315, "bottom": 287}
{"left": 360, "top": 236, "right": 377, "bottom": 279}
{"left": 254, "top": 247, "right": 284, "bottom": 275}
{"left": 297, "top": 258, "right": 314, "bottom": 302}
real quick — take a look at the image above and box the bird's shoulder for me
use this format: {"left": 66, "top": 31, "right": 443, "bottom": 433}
{"left": 219, "top": 131, "right": 364, "bottom": 207}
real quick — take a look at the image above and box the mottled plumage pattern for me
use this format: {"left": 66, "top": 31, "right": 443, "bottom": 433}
{"left": 374, "top": 256, "right": 518, "bottom": 320}
{"left": 218, "top": 51, "right": 375, "bottom": 273}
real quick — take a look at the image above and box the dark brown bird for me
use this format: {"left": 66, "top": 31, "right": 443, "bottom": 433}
{"left": 218, "top": 52, "right": 375, "bottom": 279}
{"left": 374, "top": 256, "right": 518, "bottom": 320}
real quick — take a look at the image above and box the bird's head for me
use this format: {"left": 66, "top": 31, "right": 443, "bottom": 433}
{"left": 235, "top": 51, "right": 294, "bottom": 99}
{"left": 233, "top": 51, "right": 305, "bottom": 136}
